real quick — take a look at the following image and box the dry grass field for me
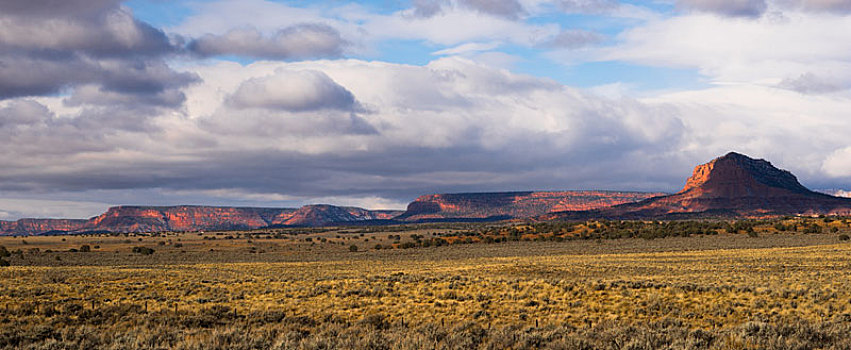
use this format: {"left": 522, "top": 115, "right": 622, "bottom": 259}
{"left": 1, "top": 220, "right": 851, "bottom": 349}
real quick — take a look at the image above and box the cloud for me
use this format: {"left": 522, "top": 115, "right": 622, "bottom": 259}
{"left": 188, "top": 24, "right": 347, "bottom": 60}
{"left": 459, "top": 0, "right": 526, "bottom": 19}
{"left": 778, "top": 0, "right": 851, "bottom": 13}
{"left": 5, "top": 56, "right": 851, "bottom": 219}
{"left": 432, "top": 42, "right": 502, "bottom": 55}
{"left": 228, "top": 69, "right": 357, "bottom": 111}
{"left": 778, "top": 72, "right": 844, "bottom": 94}
{"left": 0, "top": 8, "right": 174, "bottom": 58}
{"left": 0, "top": 198, "right": 111, "bottom": 220}
{"left": 0, "top": 0, "right": 121, "bottom": 18}
{"left": 170, "top": 0, "right": 558, "bottom": 50}
{"left": 599, "top": 12, "right": 851, "bottom": 88}
{"left": 0, "top": 58, "right": 693, "bottom": 219}
{"left": 0, "top": 0, "right": 193, "bottom": 103}
{"left": 410, "top": 0, "right": 526, "bottom": 19}
{"left": 556, "top": 0, "right": 620, "bottom": 14}
{"left": 0, "top": 100, "right": 51, "bottom": 127}
{"left": 676, "top": 0, "right": 767, "bottom": 17}
{"left": 539, "top": 29, "right": 605, "bottom": 49}
{"left": 822, "top": 147, "right": 851, "bottom": 178}
{"left": 412, "top": 0, "right": 447, "bottom": 17}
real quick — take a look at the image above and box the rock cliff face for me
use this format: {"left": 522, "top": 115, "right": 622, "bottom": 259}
{"left": 84, "top": 206, "right": 292, "bottom": 233}
{"left": 550, "top": 152, "right": 851, "bottom": 219}
{"left": 0, "top": 205, "right": 402, "bottom": 235}
{"left": 0, "top": 218, "right": 88, "bottom": 234}
{"left": 275, "top": 205, "right": 402, "bottom": 227}
{"left": 397, "top": 191, "right": 665, "bottom": 221}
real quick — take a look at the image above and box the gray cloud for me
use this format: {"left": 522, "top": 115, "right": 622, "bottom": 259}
{"left": 410, "top": 0, "right": 526, "bottom": 19}
{"left": 188, "top": 24, "right": 346, "bottom": 60}
{"left": 0, "top": 0, "right": 193, "bottom": 105}
{"left": 779, "top": 73, "right": 844, "bottom": 94}
{"left": 0, "top": 59, "right": 693, "bottom": 218}
{"left": 0, "top": 9, "right": 173, "bottom": 58}
{"left": 0, "top": 100, "right": 51, "bottom": 127}
{"left": 676, "top": 0, "right": 767, "bottom": 17}
{"left": 556, "top": 0, "right": 620, "bottom": 14}
{"left": 459, "top": 0, "right": 526, "bottom": 19}
{"left": 0, "top": 0, "right": 121, "bottom": 18}
{"left": 228, "top": 70, "right": 357, "bottom": 112}
{"left": 540, "top": 29, "right": 605, "bottom": 49}
{"left": 412, "top": 0, "right": 447, "bottom": 17}
{"left": 777, "top": 0, "right": 851, "bottom": 13}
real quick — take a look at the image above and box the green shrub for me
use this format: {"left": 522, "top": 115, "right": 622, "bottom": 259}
{"left": 79, "top": 245, "right": 91, "bottom": 252}
{"left": 349, "top": 245, "right": 358, "bottom": 252}
{"left": 839, "top": 234, "right": 850, "bottom": 241}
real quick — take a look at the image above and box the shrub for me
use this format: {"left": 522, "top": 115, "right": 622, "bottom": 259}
{"left": 839, "top": 234, "right": 850, "bottom": 241}
{"left": 79, "top": 245, "right": 91, "bottom": 252}
{"left": 0, "top": 259, "right": 9, "bottom": 267}
{"left": 132, "top": 246, "right": 155, "bottom": 255}
{"left": 0, "top": 246, "right": 9, "bottom": 257}
{"left": 349, "top": 245, "right": 358, "bottom": 252}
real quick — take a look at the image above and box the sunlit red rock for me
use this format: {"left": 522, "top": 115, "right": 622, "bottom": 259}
{"left": 397, "top": 191, "right": 664, "bottom": 221}
{"left": 548, "top": 152, "right": 851, "bottom": 219}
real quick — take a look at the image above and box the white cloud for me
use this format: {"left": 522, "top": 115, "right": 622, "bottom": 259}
{"left": 432, "top": 42, "right": 502, "bottom": 55}
{"left": 600, "top": 11, "right": 851, "bottom": 87}
{"left": 228, "top": 69, "right": 356, "bottom": 111}
{"left": 822, "top": 147, "right": 851, "bottom": 177}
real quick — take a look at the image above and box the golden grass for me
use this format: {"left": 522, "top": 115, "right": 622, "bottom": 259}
{"left": 2, "top": 230, "right": 851, "bottom": 349}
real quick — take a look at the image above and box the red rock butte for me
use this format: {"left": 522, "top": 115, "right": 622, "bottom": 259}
{"left": 548, "top": 152, "right": 851, "bottom": 219}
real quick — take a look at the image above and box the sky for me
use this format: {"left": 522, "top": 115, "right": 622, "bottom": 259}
{"left": 2, "top": 0, "right": 851, "bottom": 219}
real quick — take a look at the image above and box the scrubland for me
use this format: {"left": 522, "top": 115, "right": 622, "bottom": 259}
{"left": 1, "top": 219, "right": 851, "bottom": 349}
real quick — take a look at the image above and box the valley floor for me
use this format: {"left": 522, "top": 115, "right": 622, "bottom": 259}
{"left": 2, "top": 233, "right": 851, "bottom": 349}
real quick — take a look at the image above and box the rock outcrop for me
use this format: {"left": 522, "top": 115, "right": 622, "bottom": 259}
{"left": 0, "top": 205, "right": 402, "bottom": 235}
{"left": 0, "top": 218, "right": 88, "bottom": 235}
{"left": 397, "top": 191, "right": 665, "bottom": 221}
{"left": 549, "top": 152, "right": 851, "bottom": 219}
{"left": 275, "top": 205, "right": 402, "bottom": 227}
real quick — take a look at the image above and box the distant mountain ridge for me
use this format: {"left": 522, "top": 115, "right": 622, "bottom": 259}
{"left": 4, "top": 152, "right": 849, "bottom": 235}
{"left": 0, "top": 205, "right": 403, "bottom": 235}
{"left": 0, "top": 191, "right": 661, "bottom": 235}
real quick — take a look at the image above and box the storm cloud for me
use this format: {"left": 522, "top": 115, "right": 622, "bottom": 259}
{"left": 0, "top": 0, "right": 193, "bottom": 102}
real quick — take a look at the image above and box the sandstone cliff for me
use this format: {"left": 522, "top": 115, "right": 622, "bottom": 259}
{"left": 397, "top": 190, "right": 665, "bottom": 221}
{"left": 548, "top": 152, "right": 851, "bottom": 219}
{"left": 0, "top": 205, "right": 401, "bottom": 235}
